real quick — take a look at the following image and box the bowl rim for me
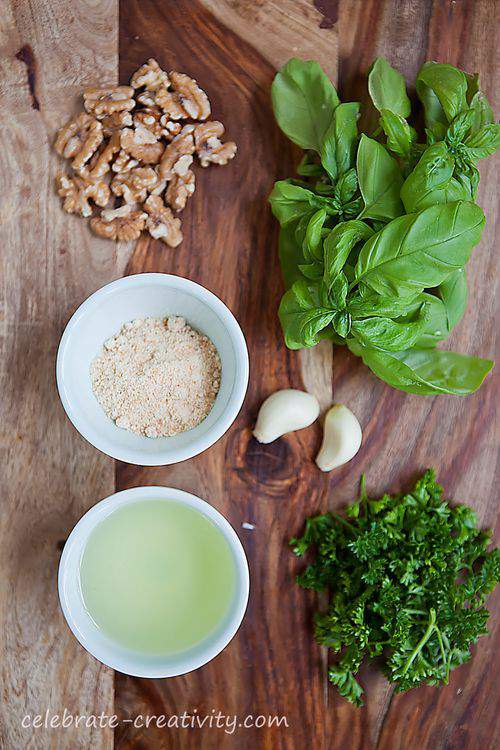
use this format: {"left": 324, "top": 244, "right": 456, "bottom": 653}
{"left": 58, "top": 486, "right": 250, "bottom": 678}
{"left": 56, "top": 273, "right": 249, "bottom": 466}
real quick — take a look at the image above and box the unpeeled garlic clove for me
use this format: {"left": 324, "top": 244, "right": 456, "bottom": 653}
{"left": 253, "top": 389, "right": 320, "bottom": 444}
{"left": 316, "top": 404, "right": 362, "bottom": 472}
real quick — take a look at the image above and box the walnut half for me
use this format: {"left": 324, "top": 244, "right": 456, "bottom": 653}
{"left": 54, "top": 113, "right": 103, "bottom": 171}
{"left": 131, "top": 58, "right": 169, "bottom": 91}
{"left": 158, "top": 125, "right": 195, "bottom": 180}
{"left": 169, "top": 71, "right": 211, "bottom": 120}
{"left": 194, "top": 121, "right": 237, "bottom": 167}
{"left": 111, "top": 166, "right": 159, "bottom": 204}
{"left": 84, "top": 86, "right": 135, "bottom": 119}
{"left": 120, "top": 126, "right": 164, "bottom": 164}
{"left": 79, "top": 132, "right": 121, "bottom": 181}
{"left": 56, "top": 174, "right": 110, "bottom": 217}
{"left": 166, "top": 170, "right": 195, "bottom": 212}
{"left": 90, "top": 204, "right": 147, "bottom": 241}
{"left": 144, "top": 195, "right": 183, "bottom": 247}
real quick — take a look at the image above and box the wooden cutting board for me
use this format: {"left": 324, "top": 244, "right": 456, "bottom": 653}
{"left": 1, "top": 1, "right": 498, "bottom": 748}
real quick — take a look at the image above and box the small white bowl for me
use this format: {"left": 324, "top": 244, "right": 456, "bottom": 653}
{"left": 56, "top": 273, "right": 249, "bottom": 465}
{"left": 58, "top": 486, "right": 250, "bottom": 678}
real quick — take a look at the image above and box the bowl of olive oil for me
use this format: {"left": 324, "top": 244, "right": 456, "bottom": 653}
{"left": 58, "top": 487, "right": 249, "bottom": 677}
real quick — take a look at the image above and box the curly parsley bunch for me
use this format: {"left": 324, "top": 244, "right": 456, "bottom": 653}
{"left": 291, "top": 470, "right": 499, "bottom": 706}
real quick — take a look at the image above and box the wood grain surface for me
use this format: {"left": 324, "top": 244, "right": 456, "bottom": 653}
{"left": 0, "top": 1, "right": 118, "bottom": 748}
{"left": 114, "top": 1, "right": 499, "bottom": 749}
{"left": 0, "top": 0, "right": 498, "bottom": 748}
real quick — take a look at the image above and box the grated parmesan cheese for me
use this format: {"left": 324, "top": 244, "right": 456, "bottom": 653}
{"left": 90, "top": 316, "right": 221, "bottom": 438}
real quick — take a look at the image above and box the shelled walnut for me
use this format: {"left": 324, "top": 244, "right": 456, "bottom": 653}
{"left": 120, "top": 126, "right": 164, "bottom": 164}
{"left": 158, "top": 125, "right": 195, "bottom": 180}
{"left": 112, "top": 150, "right": 139, "bottom": 174}
{"left": 169, "top": 71, "right": 211, "bottom": 120}
{"left": 53, "top": 58, "right": 236, "bottom": 247}
{"left": 56, "top": 174, "right": 110, "bottom": 217}
{"left": 111, "top": 167, "right": 159, "bottom": 204}
{"left": 144, "top": 195, "right": 183, "bottom": 247}
{"left": 80, "top": 133, "right": 121, "bottom": 181}
{"left": 194, "top": 121, "right": 237, "bottom": 167}
{"left": 131, "top": 59, "right": 169, "bottom": 91}
{"left": 84, "top": 86, "right": 135, "bottom": 119}
{"left": 166, "top": 170, "right": 195, "bottom": 212}
{"left": 90, "top": 205, "right": 147, "bottom": 241}
{"left": 102, "top": 111, "right": 133, "bottom": 136}
{"left": 54, "top": 113, "right": 103, "bottom": 171}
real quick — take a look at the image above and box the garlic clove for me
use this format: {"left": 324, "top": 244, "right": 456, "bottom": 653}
{"left": 253, "top": 389, "right": 320, "bottom": 444}
{"left": 316, "top": 404, "right": 362, "bottom": 472}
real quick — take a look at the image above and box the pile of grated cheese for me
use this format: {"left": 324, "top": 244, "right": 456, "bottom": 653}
{"left": 90, "top": 316, "right": 221, "bottom": 437}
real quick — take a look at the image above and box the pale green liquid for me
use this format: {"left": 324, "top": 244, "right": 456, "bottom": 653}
{"left": 79, "top": 500, "right": 236, "bottom": 655}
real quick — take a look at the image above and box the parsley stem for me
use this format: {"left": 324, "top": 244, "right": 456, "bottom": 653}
{"left": 331, "top": 513, "right": 358, "bottom": 534}
{"left": 402, "top": 608, "right": 437, "bottom": 675}
{"left": 435, "top": 625, "right": 449, "bottom": 683}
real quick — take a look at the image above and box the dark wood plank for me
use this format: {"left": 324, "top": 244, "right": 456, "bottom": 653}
{"left": 116, "top": 2, "right": 338, "bottom": 748}
{"left": 115, "top": 1, "right": 499, "bottom": 748}
{"left": 337, "top": 1, "right": 500, "bottom": 748}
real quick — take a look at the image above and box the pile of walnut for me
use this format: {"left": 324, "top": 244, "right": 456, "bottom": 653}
{"left": 54, "top": 59, "right": 236, "bottom": 246}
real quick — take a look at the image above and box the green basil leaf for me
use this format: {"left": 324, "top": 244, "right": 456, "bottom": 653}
{"left": 416, "top": 62, "right": 468, "bottom": 123}
{"left": 335, "top": 168, "right": 358, "bottom": 204}
{"left": 298, "top": 261, "right": 324, "bottom": 280}
{"left": 469, "top": 91, "right": 494, "bottom": 132}
{"left": 425, "top": 128, "right": 438, "bottom": 145}
{"left": 379, "top": 109, "right": 417, "bottom": 156}
{"left": 318, "top": 323, "right": 345, "bottom": 346}
{"left": 303, "top": 209, "right": 328, "bottom": 260}
{"left": 437, "top": 268, "right": 468, "bottom": 330}
{"left": 313, "top": 183, "right": 336, "bottom": 197}
{"left": 459, "top": 162, "right": 480, "bottom": 198}
{"left": 403, "top": 274, "right": 467, "bottom": 348}
{"left": 321, "top": 102, "right": 360, "bottom": 180}
{"left": 271, "top": 59, "right": 340, "bottom": 152}
{"left": 319, "top": 326, "right": 346, "bottom": 345}
{"left": 395, "top": 349, "right": 493, "bottom": 394}
{"left": 417, "top": 86, "right": 448, "bottom": 134}
{"left": 296, "top": 153, "right": 325, "bottom": 177}
{"left": 396, "top": 293, "right": 449, "bottom": 348}
{"left": 349, "top": 342, "right": 493, "bottom": 395}
{"left": 464, "top": 123, "right": 500, "bottom": 159}
{"left": 357, "top": 135, "right": 404, "bottom": 222}
{"left": 279, "top": 279, "right": 335, "bottom": 349}
{"left": 279, "top": 220, "right": 310, "bottom": 289}
{"left": 352, "top": 308, "right": 427, "bottom": 352}
{"left": 400, "top": 142, "right": 471, "bottom": 212}
{"left": 324, "top": 220, "right": 374, "bottom": 284}
{"left": 368, "top": 58, "right": 411, "bottom": 117}
{"left": 446, "top": 109, "right": 475, "bottom": 144}
{"left": 464, "top": 71, "right": 479, "bottom": 104}
{"left": 354, "top": 201, "right": 485, "bottom": 297}
{"left": 295, "top": 213, "right": 313, "bottom": 244}
{"left": 343, "top": 197, "right": 364, "bottom": 218}
{"left": 408, "top": 176, "right": 471, "bottom": 212}
{"left": 328, "top": 273, "right": 349, "bottom": 308}
{"left": 347, "top": 291, "right": 420, "bottom": 319}
{"left": 333, "top": 310, "right": 352, "bottom": 338}
{"left": 269, "top": 181, "right": 319, "bottom": 225}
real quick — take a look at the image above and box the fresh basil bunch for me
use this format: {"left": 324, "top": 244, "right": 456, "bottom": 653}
{"left": 270, "top": 58, "right": 498, "bottom": 395}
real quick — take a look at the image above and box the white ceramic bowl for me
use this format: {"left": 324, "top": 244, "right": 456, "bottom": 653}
{"left": 58, "top": 486, "right": 250, "bottom": 678}
{"left": 56, "top": 273, "right": 249, "bottom": 465}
